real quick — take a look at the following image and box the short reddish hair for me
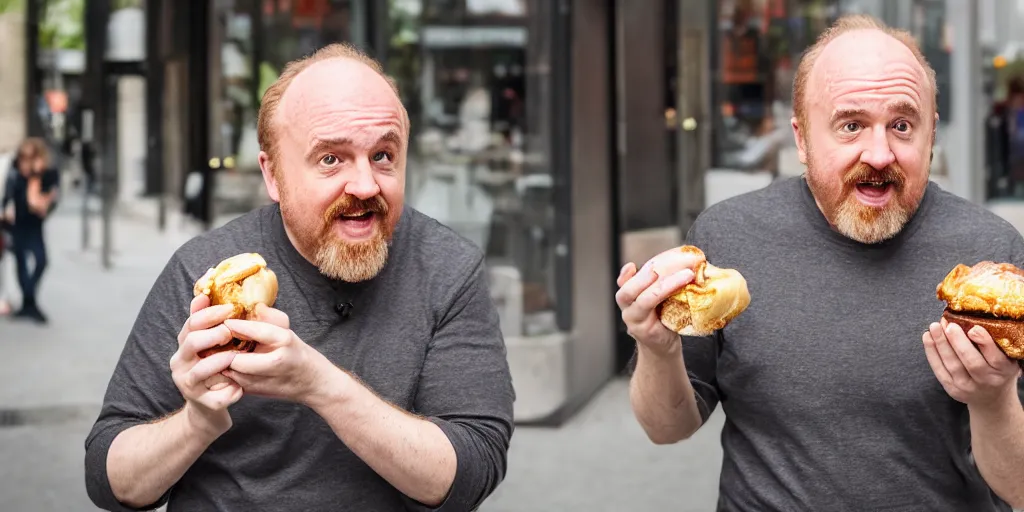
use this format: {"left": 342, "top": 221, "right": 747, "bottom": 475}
{"left": 256, "top": 43, "right": 409, "bottom": 174}
{"left": 792, "top": 14, "right": 938, "bottom": 129}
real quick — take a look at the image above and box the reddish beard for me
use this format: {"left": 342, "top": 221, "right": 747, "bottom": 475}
{"left": 807, "top": 160, "right": 923, "bottom": 244}
{"left": 280, "top": 183, "right": 394, "bottom": 282}
{"left": 312, "top": 194, "right": 393, "bottom": 282}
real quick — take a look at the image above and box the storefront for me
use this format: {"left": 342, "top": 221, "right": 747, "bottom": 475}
{"left": 59, "top": 0, "right": 969, "bottom": 424}
{"left": 380, "top": 0, "right": 618, "bottom": 424}
{"left": 105, "top": 0, "right": 620, "bottom": 425}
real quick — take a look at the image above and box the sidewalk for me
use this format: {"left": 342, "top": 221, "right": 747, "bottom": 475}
{"left": 0, "top": 196, "right": 197, "bottom": 511}
{"left": 0, "top": 197, "right": 195, "bottom": 409}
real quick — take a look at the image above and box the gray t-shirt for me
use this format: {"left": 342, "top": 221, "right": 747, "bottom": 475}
{"left": 84, "top": 204, "right": 515, "bottom": 512}
{"left": 682, "top": 177, "right": 1021, "bottom": 511}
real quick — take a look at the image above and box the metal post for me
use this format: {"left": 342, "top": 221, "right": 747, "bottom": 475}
{"left": 25, "top": 0, "right": 42, "bottom": 139}
{"left": 947, "top": 0, "right": 983, "bottom": 203}
{"left": 145, "top": 0, "right": 166, "bottom": 232}
{"left": 84, "top": 0, "right": 112, "bottom": 268}
{"left": 80, "top": 109, "right": 94, "bottom": 250}
{"left": 101, "top": 75, "right": 115, "bottom": 270}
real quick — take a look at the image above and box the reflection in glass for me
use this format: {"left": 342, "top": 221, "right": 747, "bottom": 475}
{"left": 209, "top": 0, "right": 260, "bottom": 217}
{"left": 388, "top": 0, "right": 561, "bottom": 338}
{"left": 713, "top": 0, "right": 834, "bottom": 175}
{"left": 210, "top": 0, "right": 371, "bottom": 219}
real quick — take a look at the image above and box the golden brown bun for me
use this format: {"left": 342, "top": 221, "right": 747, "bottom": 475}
{"left": 937, "top": 261, "right": 1024, "bottom": 360}
{"left": 192, "top": 253, "right": 279, "bottom": 357}
{"left": 941, "top": 309, "right": 1024, "bottom": 360}
{"left": 937, "top": 261, "right": 1024, "bottom": 318}
{"left": 652, "top": 245, "right": 750, "bottom": 336}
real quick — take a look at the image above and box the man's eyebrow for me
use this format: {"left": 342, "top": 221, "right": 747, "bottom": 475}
{"left": 376, "top": 130, "right": 402, "bottom": 147}
{"left": 829, "top": 108, "right": 867, "bottom": 126}
{"left": 828, "top": 102, "right": 922, "bottom": 125}
{"left": 886, "top": 100, "right": 921, "bottom": 120}
{"left": 305, "top": 138, "right": 352, "bottom": 161}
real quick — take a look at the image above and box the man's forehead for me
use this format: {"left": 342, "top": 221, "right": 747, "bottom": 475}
{"left": 810, "top": 29, "right": 929, "bottom": 109}
{"left": 279, "top": 58, "right": 403, "bottom": 122}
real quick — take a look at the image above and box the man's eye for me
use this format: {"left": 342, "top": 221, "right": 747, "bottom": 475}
{"left": 320, "top": 155, "right": 339, "bottom": 166}
{"left": 894, "top": 120, "right": 911, "bottom": 132}
{"left": 372, "top": 151, "right": 393, "bottom": 163}
{"left": 842, "top": 122, "right": 860, "bottom": 133}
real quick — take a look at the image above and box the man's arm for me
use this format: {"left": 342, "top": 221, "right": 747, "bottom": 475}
{"left": 305, "top": 256, "right": 515, "bottom": 510}
{"left": 626, "top": 221, "right": 722, "bottom": 444}
{"left": 85, "top": 255, "right": 199, "bottom": 511}
{"left": 103, "top": 405, "right": 225, "bottom": 508}
{"left": 629, "top": 333, "right": 719, "bottom": 444}
{"left": 968, "top": 390, "right": 1024, "bottom": 507}
{"left": 971, "top": 233, "right": 1024, "bottom": 507}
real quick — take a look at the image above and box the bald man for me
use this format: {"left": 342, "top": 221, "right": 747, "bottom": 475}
{"left": 85, "top": 44, "right": 514, "bottom": 511}
{"left": 619, "top": 15, "right": 1024, "bottom": 511}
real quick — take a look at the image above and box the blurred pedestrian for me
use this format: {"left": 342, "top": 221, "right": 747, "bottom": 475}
{"left": 620, "top": 14, "right": 1024, "bottom": 511}
{"left": 85, "top": 43, "right": 514, "bottom": 511}
{"left": 2, "top": 137, "right": 60, "bottom": 324}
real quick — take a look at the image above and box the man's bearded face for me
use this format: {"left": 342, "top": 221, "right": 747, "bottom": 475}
{"left": 805, "top": 155, "right": 925, "bottom": 244}
{"left": 280, "top": 183, "right": 394, "bottom": 282}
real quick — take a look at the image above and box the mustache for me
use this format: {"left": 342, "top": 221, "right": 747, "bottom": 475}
{"left": 843, "top": 162, "right": 906, "bottom": 187}
{"left": 324, "top": 194, "right": 389, "bottom": 221}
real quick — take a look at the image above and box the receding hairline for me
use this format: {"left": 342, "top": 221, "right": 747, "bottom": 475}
{"left": 276, "top": 56, "right": 405, "bottom": 127}
{"left": 793, "top": 15, "right": 938, "bottom": 128}
{"left": 257, "top": 43, "right": 410, "bottom": 170}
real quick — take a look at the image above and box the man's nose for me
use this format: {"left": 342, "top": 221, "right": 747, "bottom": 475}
{"left": 344, "top": 160, "right": 381, "bottom": 199}
{"left": 860, "top": 129, "right": 896, "bottom": 170}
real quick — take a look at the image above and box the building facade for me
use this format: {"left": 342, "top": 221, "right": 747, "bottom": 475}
{"left": 21, "top": 0, "right": 1019, "bottom": 424}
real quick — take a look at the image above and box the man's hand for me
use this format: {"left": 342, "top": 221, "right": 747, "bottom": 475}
{"left": 170, "top": 294, "right": 244, "bottom": 438}
{"left": 615, "top": 258, "right": 696, "bottom": 356}
{"left": 221, "top": 305, "right": 331, "bottom": 405}
{"left": 923, "top": 319, "right": 1021, "bottom": 408}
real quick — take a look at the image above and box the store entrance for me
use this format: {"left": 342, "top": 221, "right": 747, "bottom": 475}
{"left": 611, "top": 0, "right": 680, "bottom": 371}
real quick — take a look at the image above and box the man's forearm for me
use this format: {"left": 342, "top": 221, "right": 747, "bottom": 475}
{"left": 106, "top": 405, "right": 221, "bottom": 508}
{"left": 629, "top": 342, "right": 703, "bottom": 444}
{"left": 970, "top": 386, "right": 1024, "bottom": 508}
{"left": 307, "top": 367, "right": 457, "bottom": 507}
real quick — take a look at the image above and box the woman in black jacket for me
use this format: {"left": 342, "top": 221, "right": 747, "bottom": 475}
{"left": 2, "top": 138, "right": 59, "bottom": 323}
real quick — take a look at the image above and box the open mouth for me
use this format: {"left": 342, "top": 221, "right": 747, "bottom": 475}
{"left": 338, "top": 210, "right": 375, "bottom": 221}
{"left": 333, "top": 210, "right": 378, "bottom": 238}
{"left": 853, "top": 180, "right": 895, "bottom": 206}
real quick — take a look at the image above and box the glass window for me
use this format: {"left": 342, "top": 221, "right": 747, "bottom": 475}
{"left": 210, "top": 0, "right": 372, "bottom": 219}
{"left": 259, "top": 0, "right": 370, "bottom": 78}
{"left": 909, "top": 0, "right": 950, "bottom": 122}
{"left": 711, "top": 0, "right": 840, "bottom": 174}
{"left": 209, "top": 0, "right": 261, "bottom": 218}
{"left": 386, "top": 0, "right": 563, "bottom": 338}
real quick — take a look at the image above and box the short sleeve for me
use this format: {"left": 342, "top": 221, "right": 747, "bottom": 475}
{"left": 84, "top": 253, "right": 196, "bottom": 511}
{"left": 42, "top": 169, "right": 60, "bottom": 193}
{"left": 403, "top": 256, "right": 515, "bottom": 512}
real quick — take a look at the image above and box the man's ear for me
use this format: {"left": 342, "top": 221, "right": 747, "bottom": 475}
{"left": 791, "top": 116, "right": 808, "bottom": 165}
{"left": 258, "top": 151, "right": 281, "bottom": 202}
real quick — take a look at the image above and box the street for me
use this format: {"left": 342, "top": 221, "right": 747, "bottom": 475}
{"left": 0, "top": 196, "right": 725, "bottom": 511}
